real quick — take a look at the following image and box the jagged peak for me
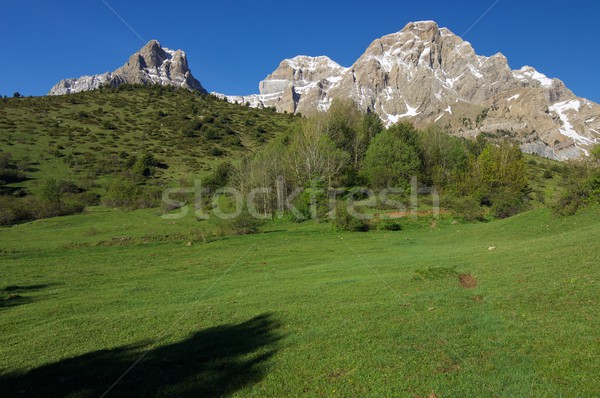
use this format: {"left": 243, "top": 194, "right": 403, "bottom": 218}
{"left": 49, "top": 39, "right": 205, "bottom": 95}
{"left": 402, "top": 20, "right": 439, "bottom": 31}
{"left": 143, "top": 39, "right": 161, "bottom": 49}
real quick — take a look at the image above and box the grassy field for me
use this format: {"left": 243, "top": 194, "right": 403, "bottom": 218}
{"left": 1, "top": 204, "right": 599, "bottom": 397}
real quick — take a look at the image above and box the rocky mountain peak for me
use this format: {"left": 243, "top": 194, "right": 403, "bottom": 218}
{"left": 49, "top": 40, "right": 206, "bottom": 95}
{"left": 218, "top": 21, "right": 599, "bottom": 159}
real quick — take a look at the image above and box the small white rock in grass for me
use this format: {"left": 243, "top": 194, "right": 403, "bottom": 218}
{"left": 488, "top": 246, "right": 497, "bottom": 251}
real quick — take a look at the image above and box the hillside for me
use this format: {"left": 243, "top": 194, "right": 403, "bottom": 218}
{"left": 0, "top": 85, "right": 297, "bottom": 195}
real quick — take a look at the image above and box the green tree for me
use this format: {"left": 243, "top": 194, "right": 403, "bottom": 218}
{"left": 475, "top": 142, "right": 527, "bottom": 194}
{"left": 463, "top": 141, "right": 529, "bottom": 218}
{"left": 132, "top": 153, "right": 158, "bottom": 178}
{"left": 40, "top": 178, "right": 63, "bottom": 209}
{"left": 362, "top": 129, "right": 421, "bottom": 189}
{"left": 420, "top": 125, "right": 469, "bottom": 188}
{"left": 103, "top": 178, "right": 141, "bottom": 208}
{"left": 323, "top": 99, "right": 361, "bottom": 154}
{"left": 553, "top": 144, "right": 600, "bottom": 215}
{"left": 286, "top": 117, "right": 350, "bottom": 188}
{"left": 353, "top": 112, "right": 383, "bottom": 169}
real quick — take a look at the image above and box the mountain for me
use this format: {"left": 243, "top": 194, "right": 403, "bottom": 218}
{"left": 49, "top": 40, "right": 206, "bottom": 95}
{"left": 218, "top": 21, "right": 600, "bottom": 159}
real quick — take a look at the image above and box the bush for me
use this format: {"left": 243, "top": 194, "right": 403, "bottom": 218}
{"left": 102, "top": 178, "right": 141, "bottom": 208}
{"left": 205, "top": 162, "right": 233, "bottom": 190}
{"left": 450, "top": 195, "right": 485, "bottom": 221}
{"left": 377, "top": 219, "right": 402, "bottom": 231}
{"left": 552, "top": 156, "right": 600, "bottom": 215}
{"left": 491, "top": 188, "right": 527, "bottom": 219}
{"left": 332, "top": 205, "right": 370, "bottom": 232}
{"left": 228, "top": 210, "right": 263, "bottom": 235}
{"left": 293, "top": 181, "right": 329, "bottom": 221}
{"left": 209, "top": 147, "right": 224, "bottom": 157}
{"left": 0, "top": 193, "right": 86, "bottom": 225}
{"left": 0, "top": 196, "right": 31, "bottom": 225}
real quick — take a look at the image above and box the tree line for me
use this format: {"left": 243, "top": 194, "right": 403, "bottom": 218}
{"left": 216, "top": 100, "right": 531, "bottom": 222}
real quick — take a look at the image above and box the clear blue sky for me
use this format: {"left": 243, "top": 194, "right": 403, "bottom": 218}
{"left": 1, "top": 0, "right": 599, "bottom": 102}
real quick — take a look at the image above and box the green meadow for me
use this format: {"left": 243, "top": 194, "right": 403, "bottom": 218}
{"left": 1, "top": 205, "right": 599, "bottom": 397}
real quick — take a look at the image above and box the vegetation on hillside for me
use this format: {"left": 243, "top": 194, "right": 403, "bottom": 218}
{"left": 553, "top": 146, "right": 600, "bottom": 215}
{"left": 1, "top": 87, "right": 595, "bottom": 227}
{"left": 0, "top": 85, "right": 296, "bottom": 224}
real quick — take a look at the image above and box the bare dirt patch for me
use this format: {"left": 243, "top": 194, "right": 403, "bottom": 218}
{"left": 327, "top": 368, "right": 351, "bottom": 381}
{"left": 384, "top": 209, "right": 449, "bottom": 219}
{"left": 458, "top": 273, "right": 478, "bottom": 288}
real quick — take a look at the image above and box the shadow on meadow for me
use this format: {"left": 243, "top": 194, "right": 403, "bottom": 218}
{"left": 0, "top": 313, "right": 282, "bottom": 397}
{"left": 0, "top": 284, "right": 55, "bottom": 310}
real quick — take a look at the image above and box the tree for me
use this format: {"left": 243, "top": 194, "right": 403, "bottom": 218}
{"left": 286, "top": 116, "right": 350, "bottom": 188}
{"left": 420, "top": 125, "right": 469, "bottom": 188}
{"left": 13, "top": 92, "right": 22, "bottom": 98}
{"left": 40, "top": 178, "right": 63, "bottom": 209}
{"left": 353, "top": 112, "right": 383, "bottom": 169}
{"left": 464, "top": 141, "right": 529, "bottom": 218}
{"left": 475, "top": 141, "right": 527, "bottom": 194}
{"left": 323, "top": 99, "right": 361, "bottom": 154}
{"left": 553, "top": 144, "right": 600, "bottom": 215}
{"left": 362, "top": 129, "right": 421, "bottom": 189}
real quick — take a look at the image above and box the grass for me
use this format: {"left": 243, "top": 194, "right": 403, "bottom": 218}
{"left": 0, "top": 86, "right": 297, "bottom": 194}
{"left": 1, "top": 205, "right": 599, "bottom": 397}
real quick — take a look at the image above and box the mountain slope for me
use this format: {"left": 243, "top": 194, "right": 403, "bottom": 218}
{"left": 1, "top": 85, "right": 295, "bottom": 194}
{"left": 49, "top": 40, "right": 207, "bottom": 95}
{"left": 220, "top": 21, "right": 600, "bottom": 159}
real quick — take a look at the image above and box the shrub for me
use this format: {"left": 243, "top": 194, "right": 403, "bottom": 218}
{"left": 552, "top": 155, "right": 600, "bottom": 215}
{"left": 205, "top": 162, "right": 233, "bottom": 190}
{"left": 377, "top": 219, "right": 402, "bottom": 231}
{"left": 332, "top": 205, "right": 370, "bottom": 232}
{"left": 228, "top": 210, "right": 263, "bottom": 235}
{"left": 102, "top": 178, "right": 140, "bottom": 208}
{"left": 491, "top": 188, "right": 527, "bottom": 219}
{"left": 450, "top": 195, "right": 485, "bottom": 221}
{"left": 0, "top": 196, "right": 31, "bottom": 225}
{"left": 209, "top": 147, "right": 224, "bottom": 157}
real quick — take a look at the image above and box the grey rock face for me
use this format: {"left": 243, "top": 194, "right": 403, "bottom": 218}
{"left": 49, "top": 40, "right": 206, "bottom": 95}
{"left": 219, "top": 21, "right": 599, "bottom": 159}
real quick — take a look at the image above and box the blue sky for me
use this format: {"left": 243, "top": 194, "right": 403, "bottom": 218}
{"left": 1, "top": 0, "right": 599, "bottom": 102}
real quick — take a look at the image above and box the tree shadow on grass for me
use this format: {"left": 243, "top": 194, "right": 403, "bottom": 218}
{"left": 0, "top": 284, "right": 55, "bottom": 310}
{"left": 0, "top": 313, "right": 281, "bottom": 397}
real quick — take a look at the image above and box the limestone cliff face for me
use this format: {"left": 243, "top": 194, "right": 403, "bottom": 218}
{"left": 49, "top": 40, "right": 206, "bottom": 95}
{"left": 220, "top": 21, "right": 600, "bottom": 159}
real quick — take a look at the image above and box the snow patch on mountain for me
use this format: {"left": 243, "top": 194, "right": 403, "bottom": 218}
{"left": 514, "top": 66, "right": 554, "bottom": 88}
{"left": 549, "top": 100, "right": 597, "bottom": 146}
